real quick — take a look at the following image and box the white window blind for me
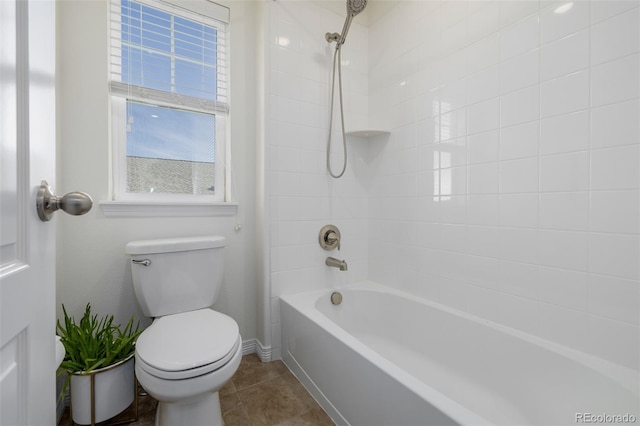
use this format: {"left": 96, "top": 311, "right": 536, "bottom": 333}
{"left": 109, "top": 0, "right": 229, "bottom": 115}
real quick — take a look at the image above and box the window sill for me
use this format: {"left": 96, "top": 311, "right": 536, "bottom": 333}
{"left": 100, "top": 200, "right": 238, "bottom": 218}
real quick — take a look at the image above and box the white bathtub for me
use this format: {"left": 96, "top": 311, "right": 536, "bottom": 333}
{"left": 280, "top": 281, "right": 639, "bottom": 426}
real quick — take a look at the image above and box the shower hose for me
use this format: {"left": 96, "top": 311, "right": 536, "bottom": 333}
{"left": 326, "top": 44, "right": 347, "bottom": 179}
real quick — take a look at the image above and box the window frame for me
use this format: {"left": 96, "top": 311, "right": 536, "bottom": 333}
{"left": 107, "top": 0, "right": 231, "bottom": 207}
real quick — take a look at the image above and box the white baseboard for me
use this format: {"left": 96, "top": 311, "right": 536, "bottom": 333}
{"left": 242, "top": 338, "right": 256, "bottom": 355}
{"left": 242, "top": 338, "right": 272, "bottom": 362}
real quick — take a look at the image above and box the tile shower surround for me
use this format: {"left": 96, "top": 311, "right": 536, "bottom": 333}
{"left": 268, "top": 0, "right": 639, "bottom": 370}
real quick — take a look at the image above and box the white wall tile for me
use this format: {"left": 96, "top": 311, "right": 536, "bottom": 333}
{"left": 499, "top": 0, "right": 539, "bottom": 28}
{"left": 539, "top": 303, "right": 589, "bottom": 351}
{"left": 590, "top": 190, "right": 640, "bottom": 234}
{"left": 439, "top": 138, "right": 467, "bottom": 168}
{"left": 539, "top": 192, "right": 590, "bottom": 231}
{"left": 271, "top": 146, "right": 323, "bottom": 174}
{"left": 417, "top": 116, "right": 440, "bottom": 145}
{"left": 442, "top": 16, "right": 468, "bottom": 54}
{"left": 540, "top": 70, "right": 590, "bottom": 118}
{"left": 540, "top": 111, "right": 589, "bottom": 155}
{"left": 540, "top": 151, "right": 590, "bottom": 192}
{"left": 589, "top": 274, "right": 640, "bottom": 325}
{"left": 500, "top": 49, "right": 539, "bottom": 94}
{"left": 498, "top": 227, "right": 539, "bottom": 264}
{"left": 590, "top": 99, "right": 640, "bottom": 149}
{"left": 440, "top": 166, "right": 467, "bottom": 196}
{"left": 500, "top": 157, "right": 539, "bottom": 193}
{"left": 271, "top": 196, "right": 330, "bottom": 221}
{"left": 269, "top": 0, "right": 640, "bottom": 363}
{"left": 500, "top": 121, "right": 540, "bottom": 160}
{"left": 468, "top": 130, "right": 500, "bottom": 164}
{"left": 540, "top": 29, "right": 589, "bottom": 82}
{"left": 495, "top": 260, "right": 540, "bottom": 299}
{"left": 591, "top": 54, "right": 640, "bottom": 107}
{"left": 500, "top": 13, "right": 540, "bottom": 60}
{"left": 468, "top": 162, "right": 500, "bottom": 195}
{"left": 591, "top": 1, "right": 639, "bottom": 24}
{"left": 591, "top": 145, "right": 640, "bottom": 190}
{"left": 586, "top": 315, "right": 639, "bottom": 370}
{"left": 499, "top": 193, "right": 539, "bottom": 228}
{"left": 439, "top": 50, "right": 467, "bottom": 85}
{"left": 540, "top": 0, "right": 590, "bottom": 45}
{"left": 440, "top": 78, "right": 467, "bottom": 114}
{"left": 440, "top": 197, "right": 467, "bottom": 226}
{"left": 538, "top": 230, "right": 589, "bottom": 271}
{"left": 467, "top": 195, "right": 500, "bottom": 226}
{"left": 468, "top": 98, "right": 500, "bottom": 135}
{"left": 497, "top": 293, "right": 539, "bottom": 335}
{"left": 466, "top": 33, "right": 500, "bottom": 75}
{"left": 589, "top": 233, "right": 640, "bottom": 280}
{"left": 538, "top": 267, "right": 588, "bottom": 311}
{"left": 467, "top": 66, "right": 500, "bottom": 105}
{"left": 466, "top": 225, "right": 500, "bottom": 258}
{"left": 467, "top": 1, "right": 500, "bottom": 43}
{"left": 500, "top": 86, "right": 540, "bottom": 127}
{"left": 440, "top": 108, "right": 467, "bottom": 142}
{"left": 590, "top": 8, "right": 640, "bottom": 65}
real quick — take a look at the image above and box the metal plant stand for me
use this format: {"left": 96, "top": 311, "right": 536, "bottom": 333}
{"left": 68, "top": 361, "right": 138, "bottom": 426}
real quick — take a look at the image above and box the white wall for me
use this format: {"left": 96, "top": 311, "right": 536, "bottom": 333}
{"left": 56, "top": 0, "right": 261, "bottom": 342}
{"left": 367, "top": 0, "right": 639, "bottom": 370}
{"left": 266, "top": 0, "right": 371, "bottom": 358}
{"left": 269, "top": 0, "right": 639, "bottom": 371}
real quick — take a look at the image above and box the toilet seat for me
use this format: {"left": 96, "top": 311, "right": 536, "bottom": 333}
{"left": 136, "top": 309, "right": 240, "bottom": 380}
{"left": 136, "top": 336, "right": 240, "bottom": 380}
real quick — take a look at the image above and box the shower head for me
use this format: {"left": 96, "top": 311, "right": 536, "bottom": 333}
{"left": 326, "top": 0, "right": 367, "bottom": 46}
{"left": 347, "top": 0, "right": 367, "bottom": 16}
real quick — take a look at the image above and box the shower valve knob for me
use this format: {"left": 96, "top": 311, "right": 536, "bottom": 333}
{"left": 319, "top": 225, "right": 341, "bottom": 251}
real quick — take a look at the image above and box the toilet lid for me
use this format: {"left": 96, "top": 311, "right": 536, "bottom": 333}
{"left": 136, "top": 309, "right": 239, "bottom": 373}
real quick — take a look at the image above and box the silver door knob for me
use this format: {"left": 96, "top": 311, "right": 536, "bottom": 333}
{"left": 36, "top": 180, "right": 93, "bottom": 222}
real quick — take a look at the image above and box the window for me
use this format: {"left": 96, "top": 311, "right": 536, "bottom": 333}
{"left": 109, "top": 0, "right": 229, "bottom": 203}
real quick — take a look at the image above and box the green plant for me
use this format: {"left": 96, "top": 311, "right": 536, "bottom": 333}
{"left": 57, "top": 303, "right": 142, "bottom": 374}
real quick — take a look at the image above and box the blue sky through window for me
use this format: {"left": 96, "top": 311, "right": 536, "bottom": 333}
{"left": 126, "top": 101, "right": 215, "bottom": 163}
{"left": 121, "top": 0, "right": 218, "bottom": 163}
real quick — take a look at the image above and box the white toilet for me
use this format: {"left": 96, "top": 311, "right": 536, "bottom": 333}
{"left": 125, "top": 236, "right": 242, "bottom": 426}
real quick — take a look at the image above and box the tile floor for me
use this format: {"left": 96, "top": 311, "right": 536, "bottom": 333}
{"left": 60, "top": 354, "right": 334, "bottom": 426}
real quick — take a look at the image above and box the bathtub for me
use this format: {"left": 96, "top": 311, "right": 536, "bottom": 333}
{"left": 280, "top": 281, "right": 639, "bottom": 426}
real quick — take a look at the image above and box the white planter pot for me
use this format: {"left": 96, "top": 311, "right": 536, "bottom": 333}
{"left": 69, "top": 355, "right": 135, "bottom": 425}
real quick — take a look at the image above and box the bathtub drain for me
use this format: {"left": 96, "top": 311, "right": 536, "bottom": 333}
{"left": 330, "top": 291, "right": 343, "bottom": 305}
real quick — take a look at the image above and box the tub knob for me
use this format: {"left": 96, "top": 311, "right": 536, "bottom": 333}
{"left": 319, "top": 225, "right": 341, "bottom": 251}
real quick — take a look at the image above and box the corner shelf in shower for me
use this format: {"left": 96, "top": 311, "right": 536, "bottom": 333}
{"left": 345, "top": 130, "right": 391, "bottom": 138}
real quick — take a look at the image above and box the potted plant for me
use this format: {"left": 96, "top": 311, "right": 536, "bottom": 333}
{"left": 57, "top": 303, "right": 142, "bottom": 425}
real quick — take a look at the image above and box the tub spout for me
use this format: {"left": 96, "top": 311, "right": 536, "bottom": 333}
{"left": 326, "top": 256, "right": 348, "bottom": 271}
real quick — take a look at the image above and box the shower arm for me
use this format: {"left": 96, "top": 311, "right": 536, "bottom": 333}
{"left": 325, "top": 13, "right": 355, "bottom": 46}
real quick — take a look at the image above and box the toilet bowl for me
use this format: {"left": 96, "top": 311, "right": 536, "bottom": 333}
{"left": 126, "top": 236, "right": 241, "bottom": 426}
{"left": 134, "top": 309, "right": 241, "bottom": 425}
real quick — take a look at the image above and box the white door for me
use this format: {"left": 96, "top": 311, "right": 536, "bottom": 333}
{"left": 1, "top": 0, "right": 57, "bottom": 424}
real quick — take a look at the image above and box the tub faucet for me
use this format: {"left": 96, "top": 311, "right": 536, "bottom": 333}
{"left": 326, "top": 256, "right": 348, "bottom": 271}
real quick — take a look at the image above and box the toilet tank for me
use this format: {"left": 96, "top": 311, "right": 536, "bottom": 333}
{"left": 125, "top": 236, "right": 226, "bottom": 317}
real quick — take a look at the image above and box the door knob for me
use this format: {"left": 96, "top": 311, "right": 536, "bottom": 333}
{"left": 36, "top": 180, "right": 93, "bottom": 222}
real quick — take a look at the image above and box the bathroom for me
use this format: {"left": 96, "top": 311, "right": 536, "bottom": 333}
{"left": 1, "top": 0, "right": 637, "bottom": 424}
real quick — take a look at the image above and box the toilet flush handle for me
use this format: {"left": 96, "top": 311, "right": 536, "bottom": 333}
{"left": 132, "top": 259, "right": 151, "bottom": 266}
